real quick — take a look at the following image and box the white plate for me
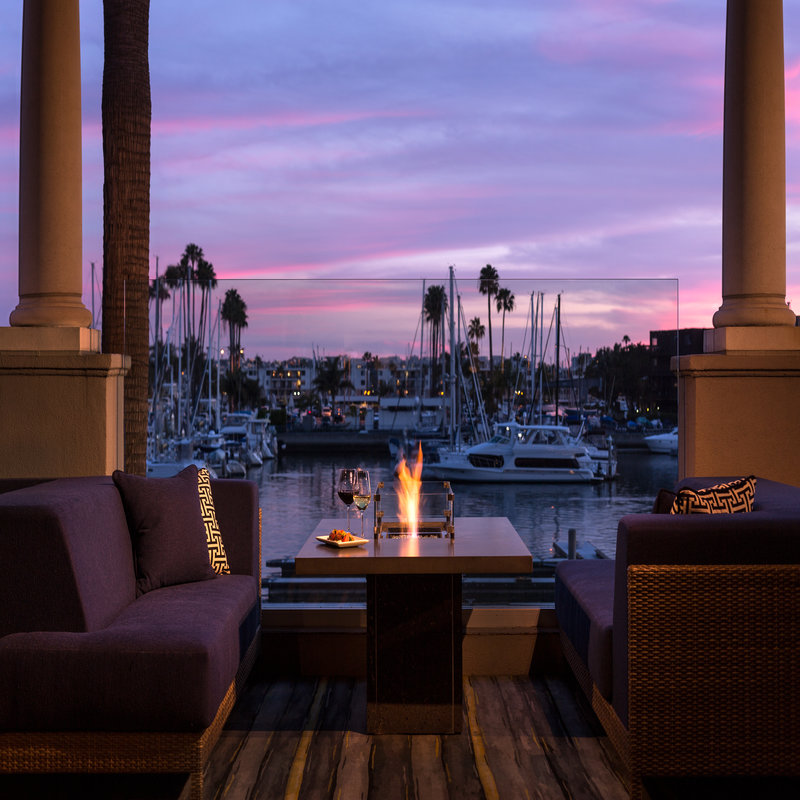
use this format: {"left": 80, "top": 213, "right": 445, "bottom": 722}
{"left": 316, "top": 534, "right": 369, "bottom": 548}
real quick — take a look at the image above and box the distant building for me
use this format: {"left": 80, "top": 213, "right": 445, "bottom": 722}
{"left": 649, "top": 328, "right": 706, "bottom": 413}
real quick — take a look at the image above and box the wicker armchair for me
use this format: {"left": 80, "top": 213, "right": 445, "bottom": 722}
{"left": 556, "top": 476, "right": 800, "bottom": 798}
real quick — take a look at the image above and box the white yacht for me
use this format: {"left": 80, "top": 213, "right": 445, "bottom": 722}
{"left": 423, "top": 422, "right": 605, "bottom": 484}
{"left": 644, "top": 426, "right": 678, "bottom": 455}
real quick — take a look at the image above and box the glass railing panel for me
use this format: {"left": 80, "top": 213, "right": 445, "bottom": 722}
{"left": 147, "top": 276, "right": 679, "bottom": 605}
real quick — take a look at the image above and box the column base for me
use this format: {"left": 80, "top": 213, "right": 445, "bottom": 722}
{"left": 675, "top": 349, "right": 800, "bottom": 485}
{"left": 704, "top": 325, "right": 800, "bottom": 354}
{"left": 0, "top": 325, "right": 100, "bottom": 353}
{"left": 712, "top": 298, "right": 796, "bottom": 329}
{"left": 0, "top": 349, "right": 129, "bottom": 478}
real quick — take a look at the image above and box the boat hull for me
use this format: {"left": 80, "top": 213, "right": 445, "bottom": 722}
{"left": 424, "top": 456, "right": 599, "bottom": 484}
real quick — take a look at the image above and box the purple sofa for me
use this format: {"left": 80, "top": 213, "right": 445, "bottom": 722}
{"left": 0, "top": 474, "right": 261, "bottom": 799}
{"left": 555, "top": 476, "right": 800, "bottom": 798}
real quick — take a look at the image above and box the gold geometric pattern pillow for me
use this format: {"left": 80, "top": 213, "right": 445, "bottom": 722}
{"left": 197, "top": 468, "right": 230, "bottom": 574}
{"left": 670, "top": 475, "right": 756, "bottom": 515}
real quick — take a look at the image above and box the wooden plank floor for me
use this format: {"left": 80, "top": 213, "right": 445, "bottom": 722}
{"left": 204, "top": 673, "right": 630, "bottom": 799}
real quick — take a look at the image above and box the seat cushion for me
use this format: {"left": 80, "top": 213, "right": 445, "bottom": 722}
{"left": 0, "top": 574, "right": 259, "bottom": 732}
{"left": 555, "top": 559, "right": 615, "bottom": 700}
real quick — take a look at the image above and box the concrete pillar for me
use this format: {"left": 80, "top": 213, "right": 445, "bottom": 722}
{"left": 0, "top": 1, "right": 128, "bottom": 478}
{"left": 675, "top": 0, "right": 800, "bottom": 486}
{"left": 713, "top": 0, "right": 795, "bottom": 329}
{"left": 9, "top": 0, "right": 92, "bottom": 330}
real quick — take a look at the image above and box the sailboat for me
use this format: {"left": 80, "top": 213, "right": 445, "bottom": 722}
{"left": 422, "top": 287, "right": 614, "bottom": 484}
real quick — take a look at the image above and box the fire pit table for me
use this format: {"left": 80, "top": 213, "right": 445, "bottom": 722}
{"left": 295, "top": 516, "right": 532, "bottom": 734}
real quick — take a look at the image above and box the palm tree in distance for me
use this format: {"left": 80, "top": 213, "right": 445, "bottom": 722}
{"left": 196, "top": 256, "right": 217, "bottom": 351}
{"left": 102, "top": 0, "right": 151, "bottom": 474}
{"left": 313, "top": 357, "right": 355, "bottom": 408}
{"left": 468, "top": 316, "right": 485, "bottom": 358}
{"left": 424, "top": 285, "right": 448, "bottom": 396}
{"left": 478, "top": 265, "right": 499, "bottom": 374}
{"left": 221, "top": 288, "right": 248, "bottom": 373}
{"left": 180, "top": 243, "right": 203, "bottom": 345}
{"left": 496, "top": 287, "right": 516, "bottom": 367}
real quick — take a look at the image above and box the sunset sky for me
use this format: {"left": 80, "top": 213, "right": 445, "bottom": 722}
{"left": 2, "top": 1, "right": 800, "bottom": 362}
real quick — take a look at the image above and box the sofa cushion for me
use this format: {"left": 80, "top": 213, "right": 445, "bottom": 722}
{"left": 651, "top": 488, "right": 677, "bottom": 514}
{"left": 113, "top": 465, "right": 215, "bottom": 595}
{"left": 0, "top": 574, "right": 259, "bottom": 732}
{"left": 0, "top": 478, "right": 136, "bottom": 636}
{"left": 555, "top": 559, "right": 615, "bottom": 701}
{"left": 671, "top": 475, "right": 755, "bottom": 515}
{"left": 198, "top": 468, "right": 230, "bottom": 574}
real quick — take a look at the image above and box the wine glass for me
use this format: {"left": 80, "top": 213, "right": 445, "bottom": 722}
{"left": 353, "top": 469, "right": 371, "bottom": 537}
{"left": 337, "top": 468, "right": 357, "bottom": 531}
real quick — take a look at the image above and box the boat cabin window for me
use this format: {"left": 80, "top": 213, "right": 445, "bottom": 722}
{"left": 489, "top": 427, "right": 513, "bottom": 444}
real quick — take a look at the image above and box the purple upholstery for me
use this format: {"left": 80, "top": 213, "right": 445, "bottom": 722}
{"left": 0, "top": 474, "right": 261, "bottom": 733}
{"left": 0, "top": 478, "right": 135, "bottom": 636}
{"left": 113, "top": 465, "right": 216, "bottom": 595}
{"left": 0, "top": 576, "right": 257, "bottom": 731}
{"left": 209, "top": 477, "right": 260, "bottom": 579}
{"left": 555, "top": 559, "right": 615, "bottom": 700}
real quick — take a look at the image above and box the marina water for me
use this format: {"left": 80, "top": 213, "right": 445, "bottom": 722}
{"left": 256, "top": 449, "right": 678, "bottom": 578}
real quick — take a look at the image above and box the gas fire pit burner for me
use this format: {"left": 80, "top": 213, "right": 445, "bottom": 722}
{"left": 373, "top": 480, "right": 454, "bottom": 538}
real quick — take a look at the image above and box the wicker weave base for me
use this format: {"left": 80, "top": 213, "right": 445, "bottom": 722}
{"left": 561, "top": 562, "right": 800, "bottom": 800}
{"left": 0, "top": 630, "right": 261, "bottom": 800}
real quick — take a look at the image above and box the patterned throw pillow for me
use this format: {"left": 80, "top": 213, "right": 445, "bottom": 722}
{"left": 670, "top": 475, "right": 756, "bottom": 515}
{"left": 197, "top": 468, "right": 230, "bottom": 574}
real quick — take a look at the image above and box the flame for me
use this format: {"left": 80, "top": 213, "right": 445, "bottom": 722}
{"left": 396, "top": 442, "right": 423, "bottom": 536}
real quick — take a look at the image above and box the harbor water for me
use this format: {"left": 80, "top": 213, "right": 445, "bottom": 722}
{"left": 255, "top": 448, "right": 679, "bottom": 578}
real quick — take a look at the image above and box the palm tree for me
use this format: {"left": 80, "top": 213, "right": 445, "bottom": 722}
{"left": 149, "top": 275, "right": 169, "bottom": 349}
{"left": 495, "top": 287, "right": 516, "bottom": 367}
{"left": 478, "top": 265, "right": 499, "bottom": 373}
{"left": 221, "top": 288, "right": 248, "bottom": 373}
{"left": 468, "top": 316, "right": 485, "bottom": 358}
{"left": 424, "top": 285, "right": 447, "bottom": 396}
{"left": 313, "top": 357, "right": 355, "bottom": 407}
{"left": 196, "top": 256, "right": 217, "bottom": 353}
{"left": 181, "top": 243, "right": 204, "bottom": 343}
{"left": 101, "top": 0, "right": 151, "bottom": 475}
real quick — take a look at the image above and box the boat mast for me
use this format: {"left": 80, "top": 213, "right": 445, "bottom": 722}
{"left": 529, "top": 292, "right": 535, "bottom": 423}
{"left": 449, "top": 265, "right": 456, "bottom": 447}
{"left": 420, "top": 279, "right": 426, "bottom": 400}
{"left": 555, "top": 294, "right": 561, "bottom": 424}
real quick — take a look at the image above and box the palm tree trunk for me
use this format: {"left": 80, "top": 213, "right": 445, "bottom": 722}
{"left": 486, "top": 294, "right": 494, "bottom": 373}
{"left": 102, "top": 0, "right": 151, "bottom": 475}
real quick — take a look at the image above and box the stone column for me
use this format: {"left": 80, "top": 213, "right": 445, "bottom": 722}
{"left": 713, "top": 0, "right": 795, "bottom": 330}
{"left": 0, "top": 1, "right": 128, "bottom": 478}
{"left": 10, "top": 0, "right": 92, "bottom": 330}
{"left": 674, "top": 0, "right": 800, "bottom": 485}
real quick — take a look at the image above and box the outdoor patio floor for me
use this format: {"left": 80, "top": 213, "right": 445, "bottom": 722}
{"left": 4, "top": 671, "right": 800, "bottom": 799}
{"left": 204, "top": 671, "right": 630, "bottom": 799}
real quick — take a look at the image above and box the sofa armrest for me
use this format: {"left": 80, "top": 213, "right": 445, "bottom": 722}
{"left": 209, "top": 478, "right": 260, "bottom": 583}
{"left": 612, "top": 510, "right": 800, "bottom": 724}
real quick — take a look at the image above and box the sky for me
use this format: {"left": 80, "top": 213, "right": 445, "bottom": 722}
{"left": 1, "top": 0, "right": 800, "bottom": 362}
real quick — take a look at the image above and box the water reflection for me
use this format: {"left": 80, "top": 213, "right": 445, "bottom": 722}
{"left": 256, "top": 449, "right": 678, "bottom": 573}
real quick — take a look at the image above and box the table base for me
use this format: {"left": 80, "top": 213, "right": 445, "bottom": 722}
{"left": 366, "top": 573, "right": 462, "bottom": 734}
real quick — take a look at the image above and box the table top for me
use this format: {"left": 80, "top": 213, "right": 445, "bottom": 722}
{"left": 295, "top": 517, "right": 533, "bottom": 576}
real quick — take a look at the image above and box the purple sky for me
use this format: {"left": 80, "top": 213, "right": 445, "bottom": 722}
{"left": 2, "top": 1, "right": 800, "bottom": 361}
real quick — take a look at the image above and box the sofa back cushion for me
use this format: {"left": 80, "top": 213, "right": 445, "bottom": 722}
{"left": 113, "top": 465, "right": 216, "bottom": 595}
{"left": 0, "top": 477, "right": 136, "bottom": 636}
